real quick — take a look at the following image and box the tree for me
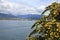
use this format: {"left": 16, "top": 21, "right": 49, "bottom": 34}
{"left": 26, "top": 2, "right": 60, "bottom": 40}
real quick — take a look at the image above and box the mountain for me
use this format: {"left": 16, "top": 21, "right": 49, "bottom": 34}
{"left": 17, "top": 14, "right": 43, "bottom": 20}
{"left": 0, "top": 13, "right": 17, "bottom": 19}
{"left": 0, "top": 13, "right": 43, "bottom": 20}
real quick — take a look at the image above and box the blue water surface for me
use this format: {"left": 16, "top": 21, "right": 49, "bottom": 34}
{"left": 0, "top": 20, "right": 36, "bottom": 40}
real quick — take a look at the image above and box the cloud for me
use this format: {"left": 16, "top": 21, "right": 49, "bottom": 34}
{"left": 0, "top": 0, "right": 46, "bottom": 15}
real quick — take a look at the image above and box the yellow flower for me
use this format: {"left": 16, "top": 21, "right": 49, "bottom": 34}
{"left": 53, "top": 10, "right": 57, "bottom": 15}
{"left": 47, "top": 22, "right": 52, "bottom": 24}
{"left": 48, "top": 27, "right": 51, "bottom": 30}
{"left": 59, "top": 31, "right": 60, "bottom": 32}
{"left": 56, "top": 29, "right": 59, "bottom": 31}
{"left": 45, "top": 34, "right": 48, "bottom": 36}
{"left": 46, "top": 31, "right": 48, "bottom": 33}
{"left": 35, "top": 24, "right": 38, "bottom": 26}
{"left": 55, "top": 35, "right": 59, "bottom": 38}
{"left": 37, "top": 22, "right": 40, "bottom": 25}
{"left": 50, "top": 32, "right": 54, "bottom": 36}
{"left": 56, "top": 22, "right": 60, "bottom": 27}
{"left": 51, "top": 19, "right": 56, "bottom": 22}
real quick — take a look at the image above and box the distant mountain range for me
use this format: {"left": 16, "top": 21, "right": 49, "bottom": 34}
{"left": 17, "top": 14, "right": 43, "bottom": 20}
{"left": 0, "top": 13, "right": 17, "bottom": 18}
{"left": 0, "top": 13, "right": 43, "bottom": 20}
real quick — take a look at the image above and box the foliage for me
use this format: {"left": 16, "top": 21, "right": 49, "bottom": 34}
{"left": 26, "top": 2, "right": 60, "bottom": 40}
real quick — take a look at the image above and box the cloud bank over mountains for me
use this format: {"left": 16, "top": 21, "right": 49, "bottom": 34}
{"left": 0, "top": 0, "right": 46, "bottom": 15}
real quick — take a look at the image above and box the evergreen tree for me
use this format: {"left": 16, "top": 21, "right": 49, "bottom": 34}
{"left": 26, "top": 2, "right": 60, "bottom": 40}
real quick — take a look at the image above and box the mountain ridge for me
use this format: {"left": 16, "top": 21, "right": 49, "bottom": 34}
{"left": 0, "top": 13, "right": 43, "bottom": 20}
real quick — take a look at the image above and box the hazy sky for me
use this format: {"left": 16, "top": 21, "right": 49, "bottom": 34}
{"left": 0, "top": 0, "right": 60, "bottom": 15}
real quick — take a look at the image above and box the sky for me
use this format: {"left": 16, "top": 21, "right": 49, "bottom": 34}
{"left": 0, "top": 0, "right": 60, "bottom": 15}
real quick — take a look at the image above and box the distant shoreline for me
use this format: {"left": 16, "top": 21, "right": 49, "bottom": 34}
{"left": 0, "top": 19, "right": 37, "bottom": 21}
{"left": 0, "top": 18, "right": 38, "bottom": 21}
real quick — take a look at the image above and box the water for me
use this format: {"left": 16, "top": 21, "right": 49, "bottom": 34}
{"left": 0, "top": 20, "right": 36, "bottom": 40}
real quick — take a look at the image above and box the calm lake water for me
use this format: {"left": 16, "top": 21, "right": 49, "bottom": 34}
{"left": 0, "top": 20, "right": 36, "bottom": 40}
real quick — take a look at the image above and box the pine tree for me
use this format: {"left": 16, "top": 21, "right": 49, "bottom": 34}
{"left": 26, "top": 2, "right": 60, "bottom": 40}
